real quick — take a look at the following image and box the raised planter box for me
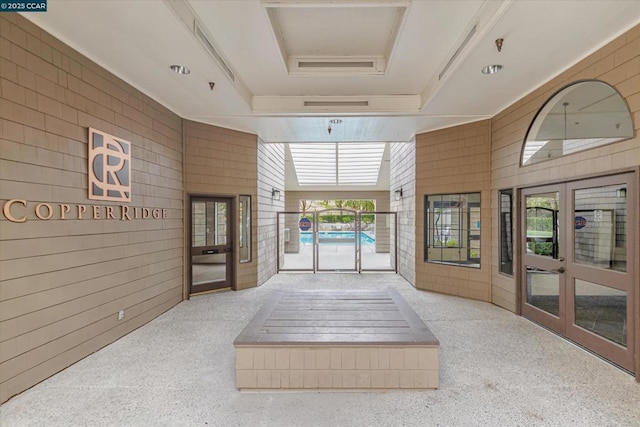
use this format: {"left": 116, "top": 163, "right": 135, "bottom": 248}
{"left": 234, "top": 289, "right": 439, "bottom": 390}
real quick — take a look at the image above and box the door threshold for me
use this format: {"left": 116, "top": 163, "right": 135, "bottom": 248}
{"left": 190, "top": 287, "right": 232, "bottom": 296}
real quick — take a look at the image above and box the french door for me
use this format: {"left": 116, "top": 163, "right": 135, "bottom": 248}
{"left": 521, "top": 173, "right": 635, "bottom": 372}
{"left": 190, "top": 196, "right": 233, "bottom": 294}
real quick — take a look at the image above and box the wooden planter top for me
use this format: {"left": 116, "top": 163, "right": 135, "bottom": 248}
{"left": 234, "top": 289, "right": 439, "bottom": 346}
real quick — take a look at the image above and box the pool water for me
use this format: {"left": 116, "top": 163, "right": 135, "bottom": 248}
{"left": 300, "top": 231, "right": 375, "bottom": 245}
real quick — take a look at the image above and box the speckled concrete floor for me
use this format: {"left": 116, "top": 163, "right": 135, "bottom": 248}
{"left": 1, "top": 273, "right": 639, "bottom": 426}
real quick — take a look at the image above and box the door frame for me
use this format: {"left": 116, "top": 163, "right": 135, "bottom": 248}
{"left": 188, "top": 194, "right": 235, "bottom": 295}
{"left": 519, "top": 172, "right": 637, "bottom": 373}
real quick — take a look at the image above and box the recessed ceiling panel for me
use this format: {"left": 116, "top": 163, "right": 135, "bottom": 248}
{"left": 272, "top": 7, "right": 402, "bottom": 56}
{"left": 265, "top": 2, "right": 407, "bottom": 75}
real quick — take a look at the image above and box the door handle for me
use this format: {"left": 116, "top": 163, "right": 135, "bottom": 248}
{"left": 554, "top": 266, "right": 565, "bottom": 273}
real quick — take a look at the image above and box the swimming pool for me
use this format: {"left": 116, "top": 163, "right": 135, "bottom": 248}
{"left": 300, "top": 231, "right": 375, "bottom": 245}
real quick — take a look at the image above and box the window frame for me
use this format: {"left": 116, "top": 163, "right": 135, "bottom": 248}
{"left": 239, "top": 195, "right": 252, "bottom": 264}
{"left": 520, "top": 79, "right": 633, "bottom": 167}
{"left": 499, "top": 188, "right": 514, "bottom": 276}
{"left": 424, "top": 192, "right": 481, "bottom": 268}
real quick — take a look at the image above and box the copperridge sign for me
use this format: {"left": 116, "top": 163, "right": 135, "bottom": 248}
{"left": 2, "top": 201, "right": 167, "bottom": 223}
{"left": 2, "top": 128, "right": 167, "bottom": 223}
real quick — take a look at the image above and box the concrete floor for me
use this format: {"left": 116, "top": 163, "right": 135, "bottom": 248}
{"left": 1, "top": 273, "right": 639, "bottom": 426}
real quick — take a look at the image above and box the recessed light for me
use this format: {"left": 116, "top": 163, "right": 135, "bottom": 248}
{"left": 170, "top": 65, "right": 190, "bottom": 75}
{"left": 329, "top": 119, "right": 343, "bottom": 124}
{"left": 481, "top": 64, "right": 503, "bottom": 75}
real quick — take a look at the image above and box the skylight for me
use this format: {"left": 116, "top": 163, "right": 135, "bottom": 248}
{"left": 289, "top": 142, "right": 385, "bottom": 186}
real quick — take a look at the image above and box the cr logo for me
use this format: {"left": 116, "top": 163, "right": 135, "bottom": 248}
{"left": 88, "top": 128, "right": 131, "bottom": 202}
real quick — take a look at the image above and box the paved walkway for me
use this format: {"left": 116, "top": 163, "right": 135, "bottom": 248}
{"left": 1, "top": 273, "right": 638, "bottom": 426}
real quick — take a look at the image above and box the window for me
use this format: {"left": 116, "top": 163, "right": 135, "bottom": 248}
{"left": 499, "top": 189, "right": 513, "bottom": 276}
{"left": 239, "top": 195, "right": 251, "bottom": 263}
{"left": 521, "top": 80, "right": 633, "bottom": 166}
{"left": 425, "top": 193, "right": 481, "bottom": 267}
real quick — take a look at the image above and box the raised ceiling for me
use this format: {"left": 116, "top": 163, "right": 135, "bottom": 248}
{"left": 22, "top": 0, "right": 640, "bottom": 189}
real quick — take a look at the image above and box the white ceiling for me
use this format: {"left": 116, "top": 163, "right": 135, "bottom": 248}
{"left": 22, "top": 0, "right": 640, "bottom": 189}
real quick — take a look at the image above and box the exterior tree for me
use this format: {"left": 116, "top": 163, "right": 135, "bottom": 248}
{"left": 299, "top": 200, "right": 311, "bottom": 212}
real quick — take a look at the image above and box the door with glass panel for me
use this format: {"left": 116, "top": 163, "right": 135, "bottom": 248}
{"left": 522, "top": 174, "right": 635, "bottom": 372}
{"left": 190, "top": 197, "right": 233, "bottom": 294}
{"left": 522, "top": 185, "right": 565, "bottom": 332}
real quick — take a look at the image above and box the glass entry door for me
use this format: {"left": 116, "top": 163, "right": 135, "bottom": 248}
{"left": 522, "top": 186, "right": 565, "bottom": 332}
{"left": 276, "top": 210, "right": 398, "bottom": 273}
{"left": 521, "top": 174, "right": 636, "bottom": 372}
{"left": 316, "top": 209, "right": 358, "bottom": 271}
{"left": 360, "top": 212, "right": 397, "bottom": 272}
{"left": 190, "top": 197, "right": 233, "bottom": 294}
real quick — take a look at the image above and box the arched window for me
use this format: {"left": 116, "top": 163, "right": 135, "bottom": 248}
{"left": 521, "top": 80, "right": 633, "bottom": 166}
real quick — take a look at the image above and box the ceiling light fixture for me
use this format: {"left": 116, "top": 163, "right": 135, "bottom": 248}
{"left": 169, "top": 65, "right": 190, "bottom": 75}
{"left": 481, "top": 64, "right": 503, "bottom": 75}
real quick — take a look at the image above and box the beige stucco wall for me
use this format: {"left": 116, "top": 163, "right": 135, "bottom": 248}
{"left": 414, "top": 120, "right": 492, "bottom": 301}
{"left": 183, "top": 120, "right": 258, "bottom": 291}
{"left": 490, "top": 24, "right": 640, "bottom": 313}
{"left": 0, "top": 14, "right": 184, "bottom": 403}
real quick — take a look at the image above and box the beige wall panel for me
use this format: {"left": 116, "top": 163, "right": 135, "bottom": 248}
{"left": 0, "top": 245, "right": 182, "bottom": 303}
{"left": 257, "top": 140, "right": 284, "bottom": 284}
{"left": 183, "top": 120, "right": 258, "bottom": 290}
{"left": 0, "top": 289, "right": 181, "bottom": 403}
{"left": 0, "top": 237, "right": 182, "bottom": 283}
{"left": 390, "top": 141, "right": 416, "bottom": 285}
{"left": 1, "top": 270, "right": 181, "bottom": 363}
{"left": 0, "top": 262, "right": 183, "bottom": 342}
{"left": 414, "top": 121, "right": 492, "bottom": 301}
{"left": 490, "top": 24, "right": 640, "bottom": 312}
{"left": 0, "top": 15, "right": 184, "bottom": 403}
{"left": 0, "top": 250, "right": 182, "bottom": 323}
